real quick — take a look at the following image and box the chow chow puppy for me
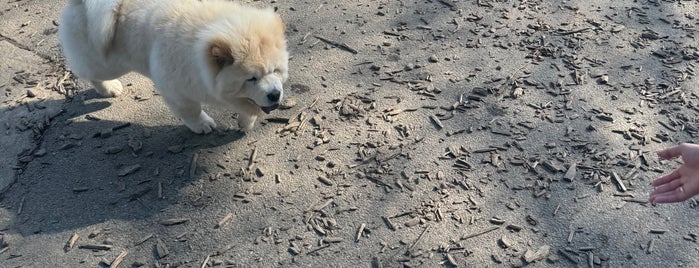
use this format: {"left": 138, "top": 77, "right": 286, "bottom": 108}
{"left": 59, "top": 0, "right": 288, "bottom": 133}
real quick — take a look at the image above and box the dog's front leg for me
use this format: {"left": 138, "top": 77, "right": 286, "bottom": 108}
{"left": 236, "top": 100, "right": 263, "bottom": 131}
{"left": 163, "top": 96, "right": 217, "bottom": 134}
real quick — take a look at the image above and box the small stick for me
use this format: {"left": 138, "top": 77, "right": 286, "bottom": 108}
{"left": 200, "top": 255, "right": 210, "bottom": 268}
{"left": 317, "top": 175, "right": 333, "bottom": 186}
{"left": 611, "top": 172, "right": 627, "bottom": 192}
{"left": 323, "top": 237, "right": 343, "bottom": 244}
{"left": 17, "top": 196, "right": 25, "bottom": 215}
{"left": 110, "top": 250, "right": 128, "bottom": 268}
{"left": 248, "top": 148, "right": 257, "bottom": 170}
{"left": 160, "top": 218, "right": 189, "bottom": 226}
{"left": 407, "top": 225, "right": 430, "bottom": 253}
{"left": 461, "top": 226, "right": 500, "bottom": 240}
{"left": 64, "top": 233, "right": 79, "bottom": 252}
{"left": 301, "top": 32, "right": 311, "bottom": 43}
{"left": 438, "top": 0, "right": 455, "bottom": 8}
{"left": 555, "top": 27, "right": 591, "bottom": 36}
{"left": 446, "top": 253, "right": 458, "bottom": 266}
{"left": 558, "top": 249, "right": 579, "bottom": 264}
{"left": 306, "top": 244, "right": 331, "bottom": 255}
{"left": 356, "top": 223, "right": 366, "bottom": 242}
{"left": 190, "top": 151, "right": 199, "bottom": 178}
{"left": 156, "top": 238, "right": 169, "bottom": 259}
{"left": 381, "top": 216, "right": 396, "bottom": 231}
{"left": 314, "top": 35, "right": 358, "bottom": 54}
{"left": 622, "top": 198, "right": 648, "bottom": 204}
{"left": 567, "top": 227, "right": 576, "bottom": 243}
{"left": 216, "top": 213, "right": 234, "bottom": 229}
{"left": 79, "top": 244, "right": 113, "bottom": 251}
{"left": 310, "top": 198, "right": 334, "bottom": 211}
{"left": 429, "top": 115, "right": 444, "bottom": 130}
{"left": 133, "top": 234, "right": 153, "bottom": 246}
{"left": 305, "top": 97, "right": 320, "bottom": 111}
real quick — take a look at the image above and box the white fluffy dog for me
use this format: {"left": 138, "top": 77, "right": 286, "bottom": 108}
{"left": 59, "top": 0, "right": 289, "bottom": 133}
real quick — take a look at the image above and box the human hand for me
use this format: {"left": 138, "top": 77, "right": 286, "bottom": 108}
{"left": 650, "top": 143, "right": 699, "bottom": 204}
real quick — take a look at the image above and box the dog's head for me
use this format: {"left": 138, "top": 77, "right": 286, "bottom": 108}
{"left": 199, "top": 8, "right": 288, "bottom": 114}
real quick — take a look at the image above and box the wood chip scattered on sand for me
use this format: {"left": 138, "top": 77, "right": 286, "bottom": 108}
{"left": 109, "top": 250, "right": 128, "bottom": 268}
{"left": 216, "top": 213, "right": 234, "bottom": 229}
{"left": 64, "top": 233, "right": 79, "bottom": 252}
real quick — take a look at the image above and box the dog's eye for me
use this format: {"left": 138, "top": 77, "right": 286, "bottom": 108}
{"left": 247, "top": 77, "right": 258, "bottom": 82}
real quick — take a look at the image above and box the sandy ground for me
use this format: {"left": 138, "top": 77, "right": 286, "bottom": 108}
{"left": 2, "top": 0, "right": 699, "bottom": 267}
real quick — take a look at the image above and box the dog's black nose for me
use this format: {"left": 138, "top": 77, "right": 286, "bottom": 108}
{"left": 267, "top": 90, "right": 281, "bottom": 102}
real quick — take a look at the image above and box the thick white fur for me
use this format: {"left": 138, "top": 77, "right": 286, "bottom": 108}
{"left": 58, "top": 0, "right": 289, "bottom": 133}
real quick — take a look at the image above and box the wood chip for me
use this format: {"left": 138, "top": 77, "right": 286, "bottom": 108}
{"left": 156, "top": 238, "right": 169, "bottom": 259}
{"left": 200, "top": 255, "right": 210, "bottom": 268}
{"left": 317, "top": 175, "right": 333, "bottom": 186}
{"left": 64, "top": 233, "right": 79, "bottom": 252}
{"left": 356, "top": 223, "right": 366, "bottom": 242}
{"left": 563, "top": 163, "right": 577, "bottom": 182}
{"left": 523, "top": 245, "right": 550, "bottom": 263}
{"left": 446, "top": 253, "right": 458, "bottom": 266}
{"left": 190, "top": 151, "right": 199, "bottom": 178}
{"left": 110, "top": 250, "right": 128, "bottom": 268}
{"left": 611, "top": 171, "right": 627, "bottom": 192}
{"left": 461, "top": 226, "right": 500, "bottom": 240}
{"left": 79, "top": 244, "right": 113, "bottom": 251}
{"left": 322, "top": 237, "right": 344, "bottom": 244}
{"left": 429, "top": 115, "right": 444, "bottom": 130}
{"left": 216, "top": 213, "right": 234, "bottom": 229}
{"left": 499, "top": 235, "right": 513, "bottom": 248}
{"left": 117, "top": 164, "right": 141, "bottom": 177}
{"left": 381, "top": 216, "right": 396, "bottom": 231}
{"left": 248, "top": 147, "right": 257, "bottom": 170}
{"left": 160, "top": 218, "right": 189, "bottom": 226}
{"left": 314, "top": 35, "right": 358, "bottom": 54}
{"left": 133, "top": 234, "right": 153, "bottom": 246}
{"left": 404, "top": 217, "right": 421, "bottom": 227}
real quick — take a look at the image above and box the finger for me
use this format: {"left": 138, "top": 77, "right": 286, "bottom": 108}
{"left": 651, "top": 169, "right": 681, "bottom": 187}
{"left": 650, "top": 177, "right": 684, "bottom": 195}
{"left": 650, "top": 187, "right": 690, "bottom": 204}
{"left": 657, "top": 145, "right": 683, "bottom": 160}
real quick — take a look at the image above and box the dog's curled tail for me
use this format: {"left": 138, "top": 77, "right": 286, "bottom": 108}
{"left": 70, "top": 0, "right": 121, "bottom": 57}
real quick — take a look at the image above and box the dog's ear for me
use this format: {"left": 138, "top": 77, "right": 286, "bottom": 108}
{"left": 209, "top": 39, "right": 235, "bottom": 70}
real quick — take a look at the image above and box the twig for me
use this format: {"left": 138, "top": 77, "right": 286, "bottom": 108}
{"left": 190, "top": 151, "right": 199, "bottom": 179}
{"left": 313, "top": 35, "right": 358, "bottom": 54}
{"left": 200, "top": 255, "right": 210, "bottom": 268}
{"left": 438, "top": 0, "right": 456, "bottom": 9}
{"left": 306, "top": 244, "right": 331, "bottom": 255}
{"left": 248, "top": 147, "right": 257, "bottom": 171}
{"left": 554, "top": 28, "right": 591, "bottom": 36}
{"left": 110, "top": 251, "right": 128, "bottom": 268}
{"left": 407, "top": 225, "right": 430, "bottom": 253}
{"left": 460, "top": 226, "right": 500, "bottom": 240}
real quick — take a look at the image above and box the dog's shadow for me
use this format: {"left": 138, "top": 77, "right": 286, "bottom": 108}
{"left": 1, "top": 94, "right": 250, "bottom": 235}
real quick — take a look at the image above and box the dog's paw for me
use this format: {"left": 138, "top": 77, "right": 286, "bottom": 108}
{"left": 92, "top": 80, "right": 123, "bottom": 97}
{"left": 238, "top": 114, "right": 258, "bottom": 131}
{"left": 185, "top": 111, "right": 217, "bottom": 134}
